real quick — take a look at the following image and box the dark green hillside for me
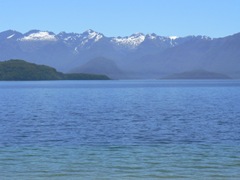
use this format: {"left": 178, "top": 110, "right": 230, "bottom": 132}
{"left": 0, "top": 59, "right": 63, "bottom": 80}
{"left": 0, "top": 59, "right": 110, "bottom": 80}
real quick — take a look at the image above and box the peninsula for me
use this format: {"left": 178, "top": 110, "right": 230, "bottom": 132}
{"left": 0, "top": 60, "right": 110, "bottom": 80}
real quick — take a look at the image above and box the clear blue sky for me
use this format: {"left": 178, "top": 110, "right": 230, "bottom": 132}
{"left": 0, "top": 0, "right": 239, "bottom": 37}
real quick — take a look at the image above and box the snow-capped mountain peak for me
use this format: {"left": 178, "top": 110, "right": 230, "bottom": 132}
{"left": 82, "top": 29, "right": 104, "bottom": 42}
{"left": 20, "top": 31, "right": 57, "bottom": 41}
{"left": 111, "top": 33, "right": 146, "bottom": 49}
{"left": 169, "top": 36, "right": 178, "bottom": 40}
{"left": 84, "top": 29, "right": 95, "bottom": 34}
{"left": 57, "top": 32, "right": 82, "bottom": 42}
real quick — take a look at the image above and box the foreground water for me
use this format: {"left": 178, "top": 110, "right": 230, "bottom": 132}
{"left": 0, "top": 80, "right": 240, "bottom": 179}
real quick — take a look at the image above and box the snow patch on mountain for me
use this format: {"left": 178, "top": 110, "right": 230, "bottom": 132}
{"left": 20, "top": 31, "right": 57, "bottom": 41}
{"left": 169, "top": 36, "right": 178, "bottom": 40}
{"left": 7, "top": 34, "right": 15, "bottom": 39}
{"left": 146, "top": 33, "right": 157, "bottom": 40}
{"left": 111, "top": 33, "right": 145, "bottom": 48}
{"left": 82, "top": 29, "right": 103, "bottom": 42}
{"left": 72, "top": 30, "right": 104, "bottom": 50}
{"left": 57, "top": 32, "right": 82, "bottom": 43}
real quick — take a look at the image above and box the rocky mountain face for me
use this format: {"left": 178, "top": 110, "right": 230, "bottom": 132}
{"left": 0, "top": 29, "right": 239, "bottom": 78}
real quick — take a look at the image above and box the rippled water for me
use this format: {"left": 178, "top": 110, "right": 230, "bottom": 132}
{"left": 0, "top": 80, "right": 240, "bottom": 179}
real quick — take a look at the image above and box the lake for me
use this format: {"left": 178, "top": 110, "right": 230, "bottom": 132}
{"left": 0, "top": 80, "right": 240, "bottom": 179}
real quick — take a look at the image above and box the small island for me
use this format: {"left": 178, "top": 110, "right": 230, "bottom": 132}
{"left": 0, "top": 59, "right": 110, "bottom": 80}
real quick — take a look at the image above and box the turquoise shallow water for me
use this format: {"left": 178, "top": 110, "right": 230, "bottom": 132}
{"left": 0, "top": 80, "right": 240, "bottom": 179}
{"left": 0, "top": 145, "right": 240, "bottom": 180}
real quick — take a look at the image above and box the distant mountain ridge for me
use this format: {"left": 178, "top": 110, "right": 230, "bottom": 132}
{"left": 162, "top": 70, "right": 231, "bottom": 79}
{"left": 0, "top": 29, "right": 187, "bottom": 51}
{"left": 0, "top": 29, "right": 239, "bottom": 79}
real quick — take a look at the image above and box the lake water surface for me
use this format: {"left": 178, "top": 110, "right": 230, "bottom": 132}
{"left": 0, "top": 80, "right": 240, "bottom": 179}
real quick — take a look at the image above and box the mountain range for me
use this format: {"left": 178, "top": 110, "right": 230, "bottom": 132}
{"left": 0, "top": 29, "right": 240, "bottom": 79}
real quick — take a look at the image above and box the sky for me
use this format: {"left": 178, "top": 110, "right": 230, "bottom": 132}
{"left": 0, "top": 0, "right": 239, "bottom": 38}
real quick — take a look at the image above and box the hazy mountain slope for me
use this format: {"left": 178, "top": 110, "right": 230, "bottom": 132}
{"left": 71, "top": 57, "right": 123, "bottom": 79}
{"left": 129, "top": 33, "right": 240, "bottom": 78}
{"left": 163, "top": 70, "right": 231, "bottom": 79}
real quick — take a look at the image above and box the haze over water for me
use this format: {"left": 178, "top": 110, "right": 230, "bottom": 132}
{"left": 0, "top": 80, "right": 240, "bottom": 179}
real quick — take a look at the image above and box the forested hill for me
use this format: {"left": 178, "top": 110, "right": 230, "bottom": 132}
{"left": 0, "top": 60, "right": 110, "bottom": 80}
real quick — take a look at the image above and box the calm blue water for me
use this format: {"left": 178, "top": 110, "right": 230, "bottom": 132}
{"left": 0, "top": 80, "right": 240, "bottom": 179}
